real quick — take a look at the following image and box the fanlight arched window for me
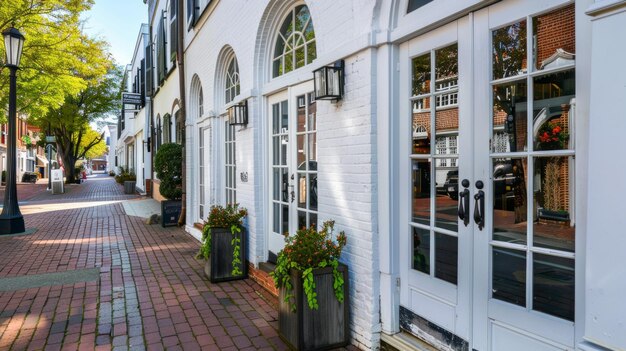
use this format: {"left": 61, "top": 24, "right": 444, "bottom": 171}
{"left": 225, "top": 58, "right": 240, "bottom": 104}
{"left": 272, "top": 5, "right": 316, "bottom": 78}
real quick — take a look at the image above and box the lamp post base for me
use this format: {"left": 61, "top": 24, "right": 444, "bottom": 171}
{"left": 0, "top": 215, "right": 25, "bottom": 235}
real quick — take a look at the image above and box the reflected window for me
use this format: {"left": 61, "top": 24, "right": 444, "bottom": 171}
{"left": 410, "top": 42, "right": 459, "bottom": 285}
{"left": 489, "top": 5, "right": 576, "bottom": 321}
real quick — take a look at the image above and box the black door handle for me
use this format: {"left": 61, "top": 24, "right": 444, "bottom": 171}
{"left": 458, "top": 179, "right": 470, "bottom": 227}
{"left": 474, "top": 180, "right": 485, "bottom": 230}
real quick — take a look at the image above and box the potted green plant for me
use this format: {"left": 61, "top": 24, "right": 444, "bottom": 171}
{"left": 197, "top": 204, "right": 248, "bottom": 283}
{"left": 154, "top": 143, "right": 183, "bottom": 227}
{"left": 271, "top": 220, "right": 349, "bottom": 351}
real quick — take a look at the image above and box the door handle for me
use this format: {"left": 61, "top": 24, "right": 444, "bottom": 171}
{"left": 458, "top": 179, "right": 470, "bottom": 227}
{"left": 473, "top": 180, "right": 485, "bottom": 230}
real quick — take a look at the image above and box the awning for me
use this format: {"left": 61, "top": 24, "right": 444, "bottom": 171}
{"left": 36, "top": 155, "right": 49, "bottom": 166}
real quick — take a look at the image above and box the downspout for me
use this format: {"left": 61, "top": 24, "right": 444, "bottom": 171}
{"left": 177, "top": 0, "right": 187, "bottom": 226}
{"left": 149, "top": 28, "right": 155, "bottom": 198}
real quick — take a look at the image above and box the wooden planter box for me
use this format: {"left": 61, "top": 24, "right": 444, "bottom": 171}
{"left": 204, "top": 227, "right": 247, "bottom": 283}
{"left": 279, "top": 264, "right": 349, "bottom": 351}
{"left": 123, "top": 180, "right": 136, "bottom": 194}
{"left": 161, "top": 200, "right": 182, "bottom": 227}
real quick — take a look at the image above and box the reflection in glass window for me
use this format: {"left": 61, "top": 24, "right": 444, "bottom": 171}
{"left": 492, "top": 21, "right": 527, "bottom": 80}
{"left": 410, "top": 43, "right": 459, "bottom": 286}
{"left": 490, "top": 5, "right": 576, "bottom": 322}
{"left": 533, "top": 4, "right": 575, "bottom": 71}
{"left": 412, "top": 227, "right": 430, "bottom": 274}
{"left": 273, "top": 5, "right": 316, "bottom": 78}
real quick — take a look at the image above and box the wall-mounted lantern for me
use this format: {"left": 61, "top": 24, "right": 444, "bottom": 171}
{"left": 228, "top": 100, "right": 248, "bottom": 125}
{"left": 313, "top": 60, "right": 344, "bottom": 101}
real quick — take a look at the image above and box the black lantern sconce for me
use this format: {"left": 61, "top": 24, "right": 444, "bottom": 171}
{"left": 313, "top": 60, "right": 344, "bottom": 101}
{"left": 228, "top": 100, "right": 248, "bottom": 126}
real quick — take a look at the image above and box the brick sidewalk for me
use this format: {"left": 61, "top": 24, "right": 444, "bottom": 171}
{"left": 0, "top": 176, "right": 357, "bottom": 350}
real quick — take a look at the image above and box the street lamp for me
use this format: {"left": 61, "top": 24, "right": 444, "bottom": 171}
{"left": 0, "top": 26, "right": 25, "bottom": 234}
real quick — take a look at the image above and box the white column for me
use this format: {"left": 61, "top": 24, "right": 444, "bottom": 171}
{"left": 580, "top": 1, "right": 626, "bottom": 350}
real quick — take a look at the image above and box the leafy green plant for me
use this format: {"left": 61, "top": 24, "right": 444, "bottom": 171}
{"left": 197, "top": 204, "right": 248, "bottom": 276}
{"left": 114, "top": 166, "right": 136, "bottom": 184}
{"left": 154, "top": 143, "right": 183, "bottom": 200}
{"left": 271, "top": 220, "right": 347, "bottom": 312}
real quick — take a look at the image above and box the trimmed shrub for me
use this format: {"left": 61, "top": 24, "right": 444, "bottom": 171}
{"left": 154, "top": 143, "right": 183, "bottom": 200}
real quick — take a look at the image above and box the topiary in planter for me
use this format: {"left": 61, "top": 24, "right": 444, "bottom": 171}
{"left": 154, "top": 143, "right": 183, "bottom": 200}
{"left": 154, "top": 143, "right": 183, "bottom": 227}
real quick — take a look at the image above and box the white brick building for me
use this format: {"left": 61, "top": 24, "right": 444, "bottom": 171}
{"left": 138, "top": 0, "right": 626, "bottom": 350}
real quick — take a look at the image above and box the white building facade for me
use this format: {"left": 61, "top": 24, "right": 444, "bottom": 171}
{"left": 117, "top": 24, "right": 152, "bottom": 194}
{"left": 143, "top": 0, "right": 626, "bottom": 350}
{"left": 103, "top": 124, "right": 117, "bottom": 173}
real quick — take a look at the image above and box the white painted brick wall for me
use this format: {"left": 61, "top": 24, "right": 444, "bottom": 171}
{"left": 178, "top": 0, "right": 381, "bottom": 349}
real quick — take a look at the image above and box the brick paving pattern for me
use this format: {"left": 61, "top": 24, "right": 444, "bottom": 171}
{"left": 0, "top": 175, "right": 358, "bottom": 350}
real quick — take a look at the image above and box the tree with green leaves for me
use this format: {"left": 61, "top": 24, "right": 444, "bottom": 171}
{"left": 0, "top": 0, "right": 110, "bottom": 119}
{"left": 36, "top": 66, "right": 122, "bottom": 183}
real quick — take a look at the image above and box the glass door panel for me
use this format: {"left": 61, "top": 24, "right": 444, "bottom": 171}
{"left": 269, "top": 98, "right": 290, "bottom": 262}
{"left": 268, "top": 85, "right": 317, "bottom": 263}
{"left": 400, "top": 19, "right": 471, "bottom": 343}
{"left": 473, "top": 2, "right": 577, "bottom": 349}
{"left": 409, "top": 42, "right": 460, "bottom": 285}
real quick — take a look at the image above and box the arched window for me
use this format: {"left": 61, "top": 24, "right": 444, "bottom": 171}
{"left": 190, "top": 75, "right": 204, "bottom": 121}
{"left": 225, "top": 57, "right": 240, "bottom": 104}
{"left": 272, "top": 5, "right": 316, "bottom": 78}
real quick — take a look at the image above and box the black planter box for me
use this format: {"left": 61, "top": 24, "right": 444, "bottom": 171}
{"left": 538, "top": 208, "right": 570, "bottom": 222}
{"left": 161, "top": 200, "right": 182, "bottom": 227}
{"left": 124, "top": 180, "right": 136, "bottom": 194}
{"left": 204, "top": 227, "right": 247, "bottom": 283}
{"left": 279, "top": 264, "right": 350, "bottom": 351}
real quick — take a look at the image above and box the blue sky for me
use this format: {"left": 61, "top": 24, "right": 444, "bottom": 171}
{"left": 82, "top": 0, "right": 148, "bottom": 65}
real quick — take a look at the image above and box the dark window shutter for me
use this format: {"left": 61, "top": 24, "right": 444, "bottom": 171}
{"left": 145, "top": 44, "right": 153, "bottom": 96}
{"left": 161, "top": 13, "right": 168, "bottom": 78}
{"left": 140, "top": 58, "right": 146, "bottom": 101}
{"left": 156, "top": 14, "right": 165, "bottom": 84}
{"left": 170, "top": 0, "right": 178, "bottom": 61}
{"left": 136, "top": 69, "right": 140, "bottom": 94}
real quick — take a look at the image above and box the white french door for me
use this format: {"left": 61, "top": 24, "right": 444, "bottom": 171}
{"left": 399, "top": 17, "right": 474, "bottom": 344}
{"left": 198, "top": 125, "right": 210, "bottom": 221}
{"left": 472, "top": 1, "right": 576, "bottom": 350}
{"left": 399, "top": 1, "right": 577, "bottom": 350}
{"left": 267, "top": 82, "right": 318, "bottom": 262}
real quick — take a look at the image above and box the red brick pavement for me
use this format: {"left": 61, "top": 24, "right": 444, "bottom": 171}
{"left": 0, "top": 175, "right": 358, "bottom": 350}
{"left": 0, "top": 183, "right": 47, "bottom": 202}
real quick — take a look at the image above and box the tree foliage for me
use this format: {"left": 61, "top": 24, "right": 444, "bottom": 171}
{"left": 0, "top": 0, "right": 111, "bottom": 120}
{"left": 36, "top": 66, "right": 122, "bottom": 183}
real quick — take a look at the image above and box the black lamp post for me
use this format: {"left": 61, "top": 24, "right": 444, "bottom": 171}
{"left": 0, "top": 26, "right": 25, "bottom": 234}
